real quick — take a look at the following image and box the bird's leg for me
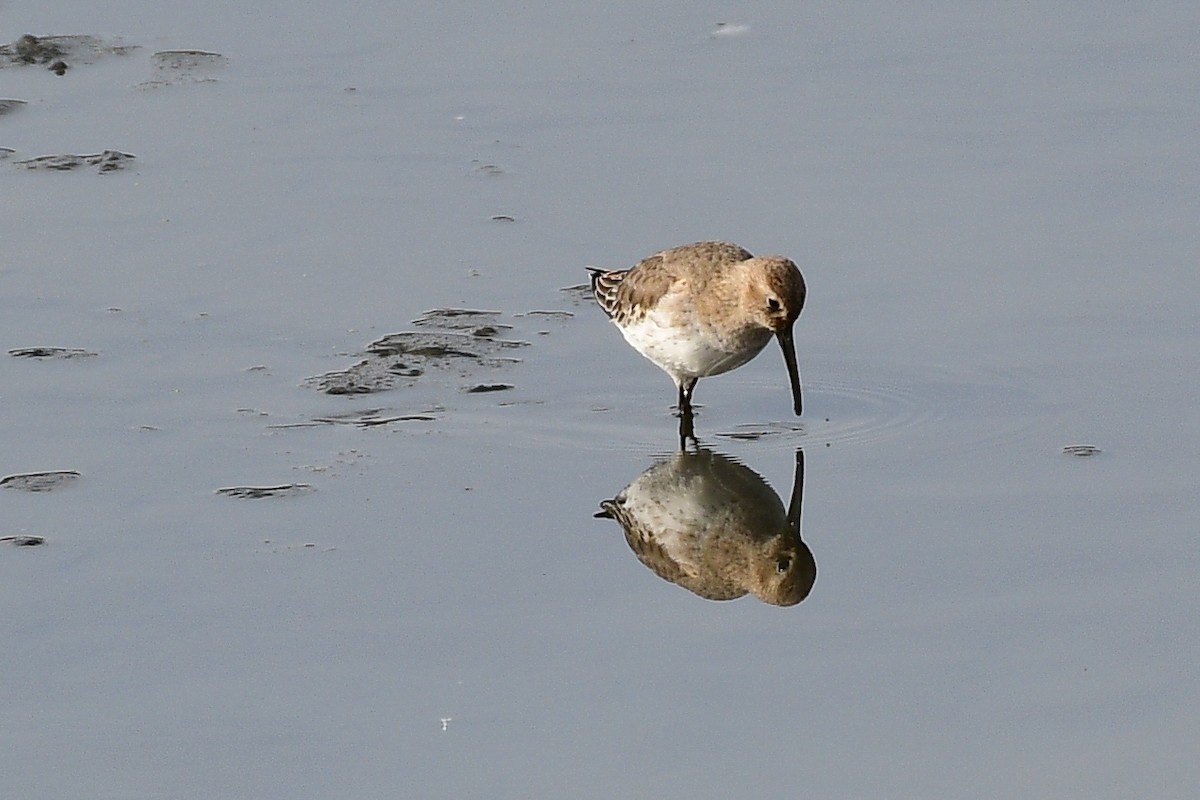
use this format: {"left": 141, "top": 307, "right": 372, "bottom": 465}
{"left": 677, "top": 378, "right": 698, "bottom": 418}
{"left": 677, "top": 378, "right": 698, "bottom": 449}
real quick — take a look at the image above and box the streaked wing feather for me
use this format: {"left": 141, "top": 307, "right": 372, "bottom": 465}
{"left": 587, "top": 267, "right": 627, "bottom": 320}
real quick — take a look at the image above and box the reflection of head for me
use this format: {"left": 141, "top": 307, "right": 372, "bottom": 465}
{"left": 751, "top": 539, "right": 816, "bottom": 606}
{"left": 596, "top": 448, "right": 815, "bottom": 607}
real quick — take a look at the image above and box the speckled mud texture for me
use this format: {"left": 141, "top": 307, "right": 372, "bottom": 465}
{"left": 214, "top": 484, "right": 315, "bottom": 499}
{"left": 8, "top": 347, "right": 99, "bottom": 359}
{"left": 0, "top": 33, "right": 137, "bottom": 74}
{"left": 138, "top": 49, "right": 228, "bottom": 88}
{"left": 14, "top": 150, "right": 136, "bottom": 172}
{"left": 0, "top": 470, "right": 81, "bottom": 492}
{"left": 305, "top": 309, "right": 531, "bottom": 395}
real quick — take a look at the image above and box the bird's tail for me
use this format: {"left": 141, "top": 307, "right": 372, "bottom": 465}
{"left": 586, "top": 267, "right": 626, "bottom": 320}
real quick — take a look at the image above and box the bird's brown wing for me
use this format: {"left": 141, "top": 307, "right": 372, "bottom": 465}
{"left": 588, "top": 258, "right": 676, "bottom": 324}
{"left": 588, "top": 241, "right": 753, "bottom": 324}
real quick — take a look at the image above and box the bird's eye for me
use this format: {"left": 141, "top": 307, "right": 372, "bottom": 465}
{"left": 766, "top": 297, "right": 781, "bottom": 314}
{"left": 775, "top": 556, "right": 791, "bottom": 574}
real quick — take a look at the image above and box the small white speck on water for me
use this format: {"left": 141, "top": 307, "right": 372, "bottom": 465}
{"left": 711, "top": 22, "right": 750, "bottom": 37}
{"left": 440, "top": 717, "right": 452, "bottom": 731}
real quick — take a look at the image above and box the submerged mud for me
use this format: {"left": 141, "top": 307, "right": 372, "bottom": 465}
{"left": 0, "top": 470, "right": 81, "bottom": 492}
{"left": 138, "top": 50, "right": 228, "bottom": 88}
{"left": 1, "top": 535, "right": 46, "bottom": 547}
{"left": 9, "top": 347, "right": 99, "bottom": 359}
{"left": 14, "top": 150, "right": 136, "bottom": 173}
{"left": 267, "top": 407, "right": 442, "bottom": 429}
{"left": 305, "top": 309, "right": 531, "bottom": 395}
{"left": 0, "top": 33, "right": 138, "bottom": 71}
{"left": 215, "top": 484, "right": 315, "bottom": 499}
{"left": 3, "top": 35, "right": 222, "bottom": 169}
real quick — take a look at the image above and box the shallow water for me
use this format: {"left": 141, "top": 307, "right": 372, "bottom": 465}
{"left": 2, "top": 3, "right": 1198, "bottom": 798}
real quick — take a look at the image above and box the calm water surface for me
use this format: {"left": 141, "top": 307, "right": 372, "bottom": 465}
{"left": 2, "top": 3, "right": 1197, "bottom": 798}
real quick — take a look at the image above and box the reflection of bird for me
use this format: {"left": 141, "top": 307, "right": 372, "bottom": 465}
{"left": 588, "top": 241, "right": 806, "bottom": 442}
{"left": 595, "top": 448, "right": 814, "bottom": 606}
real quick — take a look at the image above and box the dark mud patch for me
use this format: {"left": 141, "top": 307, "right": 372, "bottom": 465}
{"left": 138, "top": 49, "right": 228, "bottom": 88}
{"left": 0, "top": 34, "right": 138, "bottom": 70}
{"left": 715, "top": 421, "right": 806, "bottom": 441}
{"left": 305, "top": 358, "right": 421, "bottom": 395}
{"left": 469, "top": 162, "right": 506, "bottom": 177}
{"left": 306, "top": 329, "right": 528, "bottom": 395}
{"left": 215, "top": 483, "right": 314, "bottom": 499}
{"left": 515, "top": 309, "right": 574, "bottom": 320}
{"left": 411, "top": 308, "right": 513, "bottom": 336}
{"left": 15, "top": 150, "right": 135, "bottom": 173}
{"left": 368, "top": 330, "right": 527, "bottom": 360}
{"left": 269, "top": 407, "right": 442, "bottom": 429}
{"left": 301, "top": 302, "right": 580, "bottom": 422}
{"left": 9, "top": 346, "right": 98, "bottom": 359}
{"left": 0, "top": 470, "right": 81, "bottom": 492}
{"left": 1, "top": 535, "right": 46, "bottom": 547}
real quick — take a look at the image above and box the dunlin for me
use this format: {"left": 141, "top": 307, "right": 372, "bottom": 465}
{"left": 595, "top": 447, "right": 814, "bottom": 606}
{"left": 588, "top": 241, "right": 806, "bottom": 440}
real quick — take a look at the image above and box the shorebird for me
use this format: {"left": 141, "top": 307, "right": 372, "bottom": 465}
{"left": 595, "top": 447, "right": 814, "bottom": 606}
{"left": 588, "top": 241, "right": 806, "bottom": 440}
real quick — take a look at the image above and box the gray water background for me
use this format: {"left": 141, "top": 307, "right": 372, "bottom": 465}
{"left": 2, "top": 2, "right": 1198, "bottom": 797}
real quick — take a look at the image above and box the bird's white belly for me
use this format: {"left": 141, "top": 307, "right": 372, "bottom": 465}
{"left": 618, "top": 311, "right": 771, "bottom": 381}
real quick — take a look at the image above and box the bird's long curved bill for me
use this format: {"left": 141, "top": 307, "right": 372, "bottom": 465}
{"left": 776, "top": 328, "right": 803, "bottom": 416}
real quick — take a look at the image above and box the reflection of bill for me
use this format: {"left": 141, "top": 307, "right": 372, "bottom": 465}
{"left": 595, "top": 448, "right": 815, "bottom": 606}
